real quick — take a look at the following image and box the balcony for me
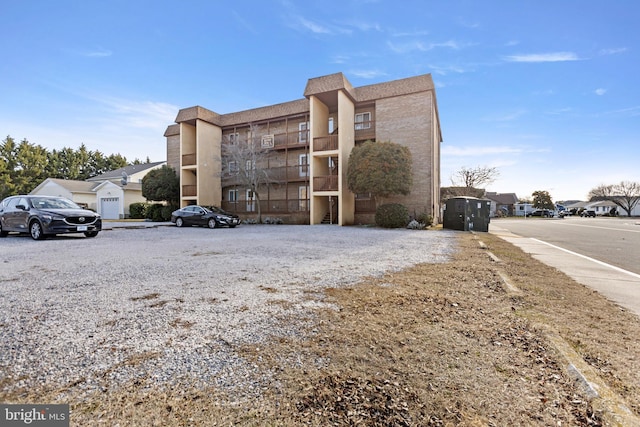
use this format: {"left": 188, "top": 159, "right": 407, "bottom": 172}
{"left": 272, "top": 132, "right": 309, "bottom": 149}
{"left": 182, "top": 185, "right": 197, "bottom": 197}
{"left": 355, "top": 120, "right": 375, "bottom": 141}
{"left": 182, "top": 153, "right": 196, "bottom": 166}
{"left": 222, "top": 166, "right": 310, "bottom": 185}
{"left": 313, "top": 135, "right": 339, "bottom": 152}
{"left": 313, "top": 175, "right": 338, "bottom": 191}
{"left": 221, "top": 199, "right": 310, "bottom": 214}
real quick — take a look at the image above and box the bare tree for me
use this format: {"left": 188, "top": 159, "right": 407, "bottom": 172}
{"left": 450, "top": 165, "right": 499, "bottom": 194}
{"left": 221, "top": 124, "right": 274, "bottom": 223}
{"left": 589, "top": 181, "right": 640, "bottom": 217}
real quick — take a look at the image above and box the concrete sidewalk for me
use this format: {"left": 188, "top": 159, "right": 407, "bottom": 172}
{"left": 490, "top": 225, "right": 640, "bottom": 317}
{"left": 101, "top": 220, "right": 173, "bottom": 230}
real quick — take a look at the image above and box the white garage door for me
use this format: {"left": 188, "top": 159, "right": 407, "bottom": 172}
{"left": 100, "top": 197, "right": 120, "bottom": 219}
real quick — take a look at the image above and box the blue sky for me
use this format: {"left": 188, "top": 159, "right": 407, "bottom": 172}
{"left": 1, "top": 0, "right": 638, "bottom": 201}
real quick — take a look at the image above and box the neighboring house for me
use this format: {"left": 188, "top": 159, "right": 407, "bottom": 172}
{"left": 30, "top": 162, "right": 165, "bottom": 219}
{"left": 86, "top": 161, "right": 166, "bottom": 185}
{"left": 484, "top": 192, "right": 519, "bottom": 217}
{"left": 164, "top": 72, "right": 442, "bottom": 225}
{"left": 514, "top": 203, "right": 534, "bottom": 217}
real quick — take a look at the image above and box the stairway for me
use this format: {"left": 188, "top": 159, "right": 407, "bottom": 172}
{"left": 321, "top": 212, "right": 334, "bottom": 224}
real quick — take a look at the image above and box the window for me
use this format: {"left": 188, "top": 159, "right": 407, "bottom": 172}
{"left": 228, "top": 189, "right": 238, "bottom": 202}
{"left": 228, "top": 133, "right": 239, "bottom": 144}
{"left": 246, "top": 189, "right": 255, "bottom": 212}
{"left": 328, "top": 117, "right": 334, "bottom": 134}
{"left": 246, "top": 160, "right": 255, "bottom": 171}
{"left": 355, "top": 112, "right": 371, "bottom": 130}
{"left": 228, "top": 161, "right": 238, "bottom": 173}
{"left": 299, "top": 154, "right": 309, "bottom": 177}
{"left": 299, "top": 186, "right": 309, "bottom": 211}
{"left": 298, "top": 122, "right": 309, "bottom": 143}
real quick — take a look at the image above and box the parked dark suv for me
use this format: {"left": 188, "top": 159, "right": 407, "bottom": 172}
{"left": 0, "top": 195, "right": 101, "bottom": 240}
{"left": 581, "top": 210, "right": 596, "bottom": 217}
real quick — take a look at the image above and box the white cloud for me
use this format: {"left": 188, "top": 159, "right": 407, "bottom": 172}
{"left": 442, "top": 145, "right": 526, "bottom": 156}
{"left": 599, "top": 47, "right": 627, "bottom": 55}
{"left": 594, "top": 88, "right": 607, "bottom": 96}
{"left": 387, "top": 39, "right": 462, "bottom": 54}
{"left": 348, "top": 69, "right": 387, "bottom": 79}
{"left": 297, "top": 16, "right": 332, "bottom": 34}
{"left": 503, "top": 52, "right": 580, "bottom": 62}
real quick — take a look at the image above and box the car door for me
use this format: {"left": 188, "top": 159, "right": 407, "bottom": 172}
{"left": 180, "top": 206, "right": 196, "bottom": 225}
{"left": 4, "top": 197, "right": 30, "bottom": 231}
{"left": 193, "top": 207, "right": 208, "bottom": 226}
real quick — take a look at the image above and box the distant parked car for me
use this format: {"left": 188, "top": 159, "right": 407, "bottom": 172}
{"left": 526, "top": 209, "right": 554, "bottom": 218}
{"left": 0, "top": 195, "right": 101, "bottom": 240}
{"left": 171, "top": 205, "right": 240, "bottom": 228}
{"left": 581, "top": 210, "right": 596, "bottom": 217}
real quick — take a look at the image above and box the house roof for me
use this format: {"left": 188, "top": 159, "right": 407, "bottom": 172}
{"left": 484, "top": 192, "right": 519, "bottom": 205}
{"left": 86, "top": 161, "right": 166, "bottom": 182}
{"left": 32, "top": 178, "right": 99, "bottom": 193}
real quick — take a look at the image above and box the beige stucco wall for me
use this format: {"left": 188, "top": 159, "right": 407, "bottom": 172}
{"left": 196, "top": 119, "right": 222, "bottom": 206}
{"left": 309, "top": 95, "right": 330, "bottom": 225}
{"left": 337, "top": 90, "right": 355, "bottom": 225}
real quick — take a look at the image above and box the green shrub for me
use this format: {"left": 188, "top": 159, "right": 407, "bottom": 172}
{"left": 375, "top": 203, "right": 409, "bottom": 228}
{"left": 415, "top": 212, "right": 433, "bottom": 226}
{"left": 129, "top": 202, "right": 149, "bottom": 219}
{"left": 146, "top": 204, "right": 171, "bottom": 222}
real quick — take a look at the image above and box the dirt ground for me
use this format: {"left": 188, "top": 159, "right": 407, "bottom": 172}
{"left": 4, "top": 231, "right": 640, "bottom": 425}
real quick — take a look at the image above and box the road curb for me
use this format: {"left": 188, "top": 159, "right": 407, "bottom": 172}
{"left": 475, "top": 233, "right": 640, "bottom": 426}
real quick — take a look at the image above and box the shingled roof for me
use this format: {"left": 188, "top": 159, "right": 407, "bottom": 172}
{"left": 169, "top": 72, "right": 437, "bottom": 130}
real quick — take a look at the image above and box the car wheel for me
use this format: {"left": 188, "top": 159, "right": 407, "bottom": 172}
{"left": 229, "top": 225, "right": 236, "bottom": 228}
{"left": 84, "top": 231, "right": 99, "bottom": 238}
{"left": 0, "top": 222, "right": 7, "bottom": 237}
{"left": 29, "top": 220, "right": 46, "bottom": 240}
{"left": 175, "top": 218, "right": 184, "bottom": 227}
{"left": 208, "top": 219, "right": 217, "bottom": 229}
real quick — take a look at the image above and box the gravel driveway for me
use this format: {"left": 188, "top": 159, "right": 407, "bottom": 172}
{"left": 0, "top": 225, "right": 456, "bottom": 398}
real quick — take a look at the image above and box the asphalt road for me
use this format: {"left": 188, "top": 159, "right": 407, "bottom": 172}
{"left": 491, "top": 216, "right": 640, "bottom": 275}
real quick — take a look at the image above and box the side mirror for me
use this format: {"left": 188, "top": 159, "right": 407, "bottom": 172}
{"left": 16, "top": 204, "right": 27, "bottom": 211}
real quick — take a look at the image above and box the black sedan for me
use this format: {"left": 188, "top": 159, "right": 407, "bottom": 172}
{"left": 0, "top": 195, "right": 101, "bottom": 240}
{"left": 171, "top": 205, "right": 240, "bottom": 228}
{"left": 526, "top": 209, "right": 555, "bottom": 218}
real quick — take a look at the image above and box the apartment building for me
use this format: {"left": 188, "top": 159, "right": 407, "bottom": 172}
{"left": 164, "top": 72, "right": 442, "bottom": 225}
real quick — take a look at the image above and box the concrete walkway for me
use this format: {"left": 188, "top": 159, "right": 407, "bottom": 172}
{"left": 490, "top": 225, "right": 640, "bottom": 318}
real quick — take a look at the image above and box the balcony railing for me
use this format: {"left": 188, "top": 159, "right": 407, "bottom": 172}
{"left": 272, "top": 132, "right": 310, "bottom": 149}
{"left": 355, "top": 120, "right": 375, "bottom": 141}
{"left": 355, "top": 198, "right": 376, "bottom": 213}
{"left": 182, "top": 185, "right": 197, "bottom": 197}
{"left": 313, "top": 135, "right": 339, "bottom": 152}
{"left": 313, "top": 175, "right": 338, "bottom": 191}
{"left": 222, "top": 199, "right": 310, "bottom": 214}
{"left": 221, "top": 165, "right": 310, "bottom": 184}
{"left": 182, "top": 153, "right": 196, "bottom": 166}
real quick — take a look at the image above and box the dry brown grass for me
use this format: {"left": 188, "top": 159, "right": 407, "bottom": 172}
{"left": 3, "top": 232, "right": 640, "bottom": 425}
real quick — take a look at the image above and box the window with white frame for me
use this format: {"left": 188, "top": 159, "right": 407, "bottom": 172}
{"left": 328, "top": 117, "right": 334, "bottom": 134}
{"left": 246, "top": 160, "right": 255, "bottom": 170}
{"left": 299, "top": 186, "right": 309, "bottom": 211}
{"left": 355, "top": 112, "right": 371, "bottom": 130}
{"left": 228, "top": 189, "right": 238, "bottom": 202}
{"left": 228, "top": 161, "right": 238, "bottom": 173}
{"left": 299, "top": 154, "right": 309, "bottom": 177}
{"left": 227, "top": 133, "right": 239, "bottom": 144}
{"left": 298, "top": 122, "right": 309, "bottom": 143}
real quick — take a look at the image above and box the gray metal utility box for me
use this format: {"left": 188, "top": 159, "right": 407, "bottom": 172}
{"left": 443, "top": 197, "right": 491, "bottom": 232}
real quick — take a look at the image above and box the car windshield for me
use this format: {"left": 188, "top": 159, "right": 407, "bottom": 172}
{"left": 31, "top": 197, "right": 81, "bottom": 210}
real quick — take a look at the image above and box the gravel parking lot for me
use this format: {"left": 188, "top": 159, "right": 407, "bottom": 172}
{"left": 0, "top": 225, "right": 456, "bottom": 398}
